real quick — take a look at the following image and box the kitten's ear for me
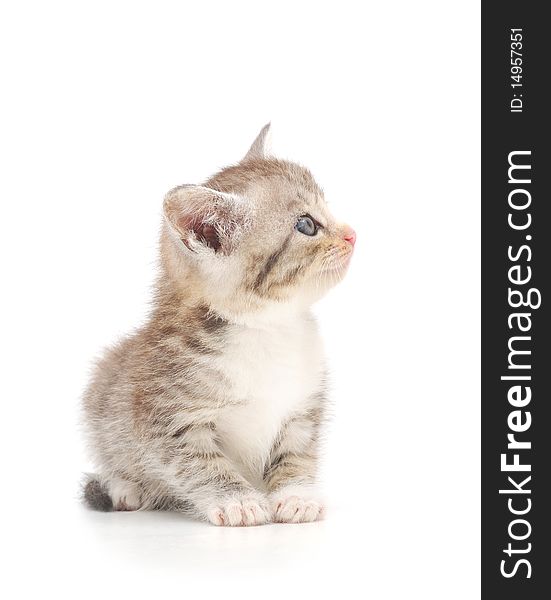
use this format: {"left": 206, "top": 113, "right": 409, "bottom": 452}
{"left": 163, "top": 185, "right": 247, "bottom": 254}
{"left": 242, "top": 122, "right": 271, "bottom": 161}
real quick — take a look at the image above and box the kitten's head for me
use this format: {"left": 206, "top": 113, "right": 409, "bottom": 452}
{"left": 162, "top": 124, "right": 355, "bottom": 321}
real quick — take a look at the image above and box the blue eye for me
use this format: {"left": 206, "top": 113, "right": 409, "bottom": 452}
{"left": 295, "top": 215, "right": 318, "bottom": 236}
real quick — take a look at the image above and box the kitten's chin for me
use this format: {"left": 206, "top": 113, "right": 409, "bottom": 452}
{"left": 298, "top": 263, "right": 350, "bottom": 305}
{"left": 318, "top": 254, "right": 352, "bottom": 286}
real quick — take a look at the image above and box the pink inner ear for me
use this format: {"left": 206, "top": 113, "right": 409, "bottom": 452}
{"left": 176, "top": 215, "right": 221, "bottom": 251}
{"left": 196, "top": 223, "right": 221, "bottom": 251}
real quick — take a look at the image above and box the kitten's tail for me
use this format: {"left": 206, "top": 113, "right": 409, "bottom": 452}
{"left": 82, "top": 475, "right": 113, "bottom": 512}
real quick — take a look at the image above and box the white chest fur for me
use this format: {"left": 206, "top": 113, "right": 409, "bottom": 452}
{"left": 214, "top": 313, "right": 324, "bottom": 482}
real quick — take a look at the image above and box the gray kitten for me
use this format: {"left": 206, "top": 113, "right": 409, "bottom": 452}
{"left": 83, "top": 124, "right": 356, "bottom": 526}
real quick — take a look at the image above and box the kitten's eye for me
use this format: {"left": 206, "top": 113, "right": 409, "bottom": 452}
{"left": 295, "top": 215, "right": 318, "bottom": 236}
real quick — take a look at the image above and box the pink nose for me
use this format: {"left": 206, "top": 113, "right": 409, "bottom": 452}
{"left": 343, "top": 228, "right": 356, "bottom": 246}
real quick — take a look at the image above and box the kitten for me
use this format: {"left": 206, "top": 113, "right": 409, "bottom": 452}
{"left": 83, "top": 124, "right": 356, "bottom": 526}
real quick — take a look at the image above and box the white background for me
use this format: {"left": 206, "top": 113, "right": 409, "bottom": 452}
{"left": 1, "top": 1, "right": 480, "bottom": 598}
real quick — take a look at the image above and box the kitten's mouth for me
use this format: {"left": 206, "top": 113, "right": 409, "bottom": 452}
{"left": 319, "top": 249, "right": 353, "bottom": 277}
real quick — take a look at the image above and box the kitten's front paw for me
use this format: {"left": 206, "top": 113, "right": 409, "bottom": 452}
{"left": 270, "top": 486, "right": 325, "bottom": 524}
{"left": 206, "top": 494, "right": 270, "bottom": 527}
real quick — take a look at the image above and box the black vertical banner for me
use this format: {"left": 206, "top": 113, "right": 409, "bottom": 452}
{"left": 482, "top": 2, "right": 550, "bottom": 598}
